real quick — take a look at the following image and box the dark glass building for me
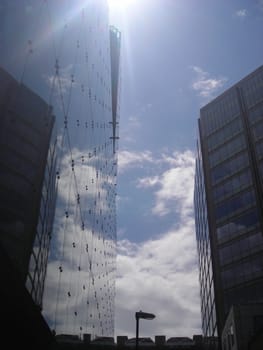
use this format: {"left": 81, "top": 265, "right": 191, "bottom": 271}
{"left": 0, "top": 0, "right": 120, "bottom": 340}
{"left": 0, "top": 67, "right": 57, "bottom": 309}
{"left": 194, "top": 65, "right": 263, "bottom": 346}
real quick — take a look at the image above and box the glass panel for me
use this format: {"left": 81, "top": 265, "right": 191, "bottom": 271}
{"left": 207, "top": 117, "right": 243, "bottom": 151}
{"left": 242, "top": 72, "right": 263, "bottom": 108}
{"left": 209, "top": 134, "right": 246, "bottom": 167}
{"left": 201, "top": 91, "right": 240, "bottom": 136}
{"left": 222, "top": 255, "right": 263, "bottom": 289}
{"left": 219, "top": 232, "right": 263, "bottom": 266}
{"left": 216, "top": 208, "right": 260, "bottom": 243}
{"left": 211, "top": 152, "right": 249, "bottom": 184}
{"left": 215, "top": 189, "right": 256, "bottom": 222}
{"left": 248, "top": 103, "right": 263, "bottom": 124}
{"left": 256, "top": 141, "right": 263, "bottom": 160}
{"left": 213, "top": 168, "right": 252, "bottom": 202}
{"left": 252, "top": 120, "right": 263, "bottom": 141}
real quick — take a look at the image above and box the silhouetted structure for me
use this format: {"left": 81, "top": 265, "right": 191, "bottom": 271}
{"left": 194, "top": 65, "right": 263, "bottom": 349}
{"left": 0, "top": 67, "right": 57, "bottom": 307}
{"left": 54, "top": 334, "right": 211, "bottom": 350}
{"left": 0, "top": 66, "right": 57, "bottom": 348}
{"left": 222, "top": 303, "right": 263, "bottom": 350}
{"left": 0, "top": 242, "right": 56, "bottom": 348}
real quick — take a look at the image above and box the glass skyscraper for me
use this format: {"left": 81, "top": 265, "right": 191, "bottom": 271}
{"left": 194, "top": 65, "right": 263, "bottom": 346}
{"left": 0, "top": 0, "right": 120, "bottom": 339}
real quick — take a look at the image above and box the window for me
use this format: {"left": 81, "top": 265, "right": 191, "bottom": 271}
{"left": 252, "top": 120, "right": 263, "bottom": 141}
{"left": 213, "top": 169, "right": 252, "bottom": 203}
{"left": 207, "top": 117, "right": 243, "bottom": 151}
{"left": 256, "top": 141, "right": 263, "bottom": 160}
{"left": 202, "top": 92, "right": 240, "bottom": 136}
{"left": 243, "top": 73, "right": 263, "bottom": 108}
{"left": 222, "top": 255, "right": 263, "bottom": 288}
{"left": 248, "top": 103, "right": 263, "bottom": 124}
{"left": 209, "top": 134, "right": 246, "bottom": 167}
{"left": 211, "top": 152, "right": 249, "bottom": 184}
{"left": 219, "top": 232, "right": 263, "bottom": 266}
{"left": 215, "top": 189, "right": 256, "bottom": 222}
{"left": 216, "top": 209, "right": 259, "bottom": 243}
{"left": 254, "top": 315, "right": 263, "bottom": 334}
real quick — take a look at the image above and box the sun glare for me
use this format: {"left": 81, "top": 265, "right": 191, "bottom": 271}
{"left": 108, "top": 0, "right": 136, "bottom": 10}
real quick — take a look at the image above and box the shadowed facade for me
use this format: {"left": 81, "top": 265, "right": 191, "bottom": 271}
{"left": 194, "top": 65, "right": 263, "bottom": 348}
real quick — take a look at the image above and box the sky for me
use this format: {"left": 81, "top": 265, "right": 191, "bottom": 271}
{"left": 107, "top": 0, "right": 263, "bottom": 340}
{"left": 1, "top": 0, "right": 262, "bottom": 342}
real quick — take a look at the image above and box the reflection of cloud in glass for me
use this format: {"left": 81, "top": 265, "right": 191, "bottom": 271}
{"left": 45, "top": 65, "right": 74, "bottom": 94}
{"left": 216, "top": 209, "right": 259, "bottom": 243}
{"left": 1, "top": 0, "right": 120, "bottom": 339}
{"left": 45, "top": 139, "right": 118, "bottom": 335}
{"left": 41, "top": 0, "right": 120, "bottom": 338}
{"left": 57, "top": 148, "right": 110, "bottom": 203}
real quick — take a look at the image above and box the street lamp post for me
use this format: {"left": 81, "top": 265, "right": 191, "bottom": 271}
{"left": 135, "top": 311, "right": 156, "bottom": 350}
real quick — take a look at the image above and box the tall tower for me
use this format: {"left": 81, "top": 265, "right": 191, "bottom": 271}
{"left": 0, "top": 0, "right": 121, "bottom": 340}
{"left": 194, "top": 65, "right": 263, "bottom": 346}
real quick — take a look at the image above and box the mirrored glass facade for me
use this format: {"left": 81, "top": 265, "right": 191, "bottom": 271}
{"left": 0, "top": 0, "right": 120, "bottom": 339}
{"left": 194, "top": 65, "right": 263, "bottom": 345}
{"left": 194, "top": 138, "right": 218, "bottom": 343}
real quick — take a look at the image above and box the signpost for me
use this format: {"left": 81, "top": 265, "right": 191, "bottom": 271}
{"left": 135, "top": 311, "right": 156, "bottom": 350}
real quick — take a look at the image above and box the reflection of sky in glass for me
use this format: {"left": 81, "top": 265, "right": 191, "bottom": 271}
{"left": 0, "top": 0, "right": 119, "bottom": 338}
{"left": 194, "top": 138, "right": 217, "bottom": 338}
{"left": 196, "top": 67, "right": 263, "bottom": 338}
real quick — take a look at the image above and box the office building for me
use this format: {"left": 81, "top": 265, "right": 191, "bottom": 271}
{"left": 0, "top": 67, "right": 57, "bottom": 309}
{"left": 0, "top": 67, "right": 57, "bottom": 347}
{"left": 222, "top": 303, "right": 263, "bottom": 350}
{"left": 0, "top": 0, "right": 120, "bottom": 340}
{"left": 194, "top": 65, "right": 263, "bottom": 347}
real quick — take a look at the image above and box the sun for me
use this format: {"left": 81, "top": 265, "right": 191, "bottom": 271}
{"left": 107, "top": 0, "right": 136, "bottom": 10}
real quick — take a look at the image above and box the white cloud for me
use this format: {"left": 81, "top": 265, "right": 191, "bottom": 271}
{"left": 128, "top": 115, "right": 141, "bottom": 129}
{"left": 121, "top": 104, "right": 152, "bottom": 145}
{"left": 160, "top": 150, "right": 195, "bottom": 167}
{"left": 136, "top": 150, "right": 195, "bottom": 217}
{"left": 118, "top": 150, "right": 155, "bottom": 173}
{"left": 152, "top": 165, "right": 195, "bottom": 218}
{"left": 121, "top": 115, "right": 141, "bottom": 144}
{"left": 235, "top": 9, "right": 247, "bottom": 18}
{"left": 115, "top": 215, "right": 200, "bottom": 338}
{"left": 44, "top": 149, "right": 202, "bottom": 339}
{"left": 118, "top": 149, "right": 195, "bottom": 175}
{"left": 137, "top": 176, "right": 159, "bottom": 188}
{"left": 190, "top": 66, "right": 227, "bottom": 101}
{"left": 115, "top": 149, "right": 201, "bottom": 338}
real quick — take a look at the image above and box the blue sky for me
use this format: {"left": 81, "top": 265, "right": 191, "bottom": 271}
{"left": 108, "top": 0, "right": 263, "bottom": 339}
{"left": 2, "top": 0, "right": 262, "bottom": 341}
